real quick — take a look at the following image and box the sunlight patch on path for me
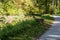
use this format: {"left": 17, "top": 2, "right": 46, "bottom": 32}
{"left": 53, "top": 21, "right": 60, "bottom": 23}
{"left": 48, "top": 35, "right": 60, "bottom": 38}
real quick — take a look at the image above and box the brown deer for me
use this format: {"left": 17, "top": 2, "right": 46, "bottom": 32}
{"left": 33, "top": 16, "right": 44, "bottom": 24}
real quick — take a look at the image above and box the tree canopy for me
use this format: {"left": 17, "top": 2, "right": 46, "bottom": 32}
{"left": 0, "top": 0, "right": 60, "bottom": 15}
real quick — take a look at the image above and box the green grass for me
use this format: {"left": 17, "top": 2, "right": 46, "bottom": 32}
{"left": 0, "top": 14, "right": 53, "bottom": 40}
{"left": 53, "top": 12, "right": 60, "bottom": 16}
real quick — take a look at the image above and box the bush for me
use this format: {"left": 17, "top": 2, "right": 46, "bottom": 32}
{"left": 0, "top": 19, "right": 44, "bottom": 40}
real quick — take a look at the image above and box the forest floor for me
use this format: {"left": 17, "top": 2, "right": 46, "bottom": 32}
{"left": 8, "top": 14, "right": 53, "bottom": 40}
{"left": 39, "top": 15, "right": 60, "bottom": 40}
{"left": 0, "top": 14, "right": 53, "bottom": 40}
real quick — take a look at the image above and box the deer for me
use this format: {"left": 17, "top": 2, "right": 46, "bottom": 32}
{"left": 33, "top": 16, "right": 44, "bottom": 24}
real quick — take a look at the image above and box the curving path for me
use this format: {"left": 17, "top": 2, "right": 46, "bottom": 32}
{"left": 38, "top": 15, "right": 60, "bottom": 40}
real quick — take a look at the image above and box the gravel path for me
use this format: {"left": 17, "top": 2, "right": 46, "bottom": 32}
{"left": 38, "top": 15, "right": 60, "bottom": 40}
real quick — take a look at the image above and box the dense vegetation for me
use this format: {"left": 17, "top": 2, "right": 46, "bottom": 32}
{"left": 0, "top": 0, "right": 60, "bottom": 40}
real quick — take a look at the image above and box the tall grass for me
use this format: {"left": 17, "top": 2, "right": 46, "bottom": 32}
{"left": 0, "top": 14, "right": 53, "bottom": 40}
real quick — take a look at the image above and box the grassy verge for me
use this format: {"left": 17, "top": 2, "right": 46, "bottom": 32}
{"left": 0, "top": 14, "right": 53, "bottom": 40}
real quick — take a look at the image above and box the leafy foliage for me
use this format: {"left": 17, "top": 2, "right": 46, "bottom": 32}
{"left": 0, "top": 0, "right": 57, "bottom": 40}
